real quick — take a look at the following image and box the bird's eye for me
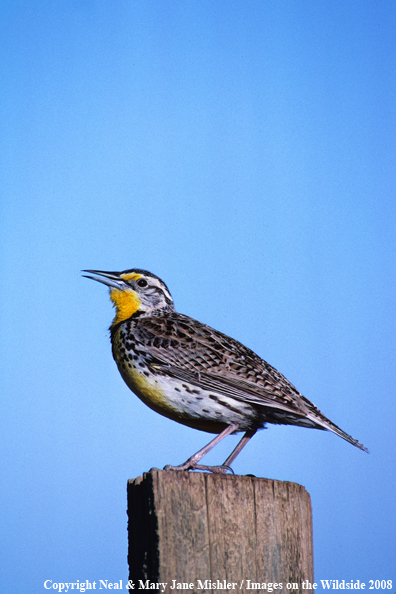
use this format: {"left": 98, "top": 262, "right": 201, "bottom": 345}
{"left": 137, "top": 278, "right": 148, "bottom": 288}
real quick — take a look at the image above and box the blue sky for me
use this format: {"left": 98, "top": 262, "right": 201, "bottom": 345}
{"left": 1, "top": 1, "right": 395, "bottom": 590}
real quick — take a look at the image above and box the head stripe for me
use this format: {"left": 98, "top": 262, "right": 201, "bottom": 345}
{"left": 121, "top": 272, "right": 142, "bottom": 282}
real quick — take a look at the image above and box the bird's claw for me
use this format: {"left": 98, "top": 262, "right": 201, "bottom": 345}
{"left": 163, "top": 463, "right": 234, "bottom": 475}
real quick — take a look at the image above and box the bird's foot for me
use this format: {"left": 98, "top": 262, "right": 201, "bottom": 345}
{"left": 163, "top": 463, "right": 234, "bottom": 475}
{"left": 193, "top": 463, "right": 234, "bottom": 474}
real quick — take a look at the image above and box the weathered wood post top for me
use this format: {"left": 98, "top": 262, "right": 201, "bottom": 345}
{"left": 127, "top": 470, "right": 313, "bottom": 593}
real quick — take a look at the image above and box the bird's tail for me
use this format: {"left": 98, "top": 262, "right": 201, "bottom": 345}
{"left": 302, "top": 396, "right": 369, "bottom": 453}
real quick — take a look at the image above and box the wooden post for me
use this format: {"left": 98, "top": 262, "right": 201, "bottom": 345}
{"left": 127, "top": 470, "right": 313, "bottom": 593}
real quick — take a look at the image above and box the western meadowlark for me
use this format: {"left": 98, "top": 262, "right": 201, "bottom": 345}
{"left": 83, "top": 268, "right": 367, "bottom": 473}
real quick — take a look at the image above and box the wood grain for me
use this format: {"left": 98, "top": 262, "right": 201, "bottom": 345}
{"left": 127, "top": 470, "right": 313, "bottom": 593}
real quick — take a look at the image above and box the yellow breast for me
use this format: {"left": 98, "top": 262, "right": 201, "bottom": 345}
{"left": 111, "top": 326, "right": 227, "bottom": 434}
{"left": 112, "top": 326, "right": 177, "bottom": 416}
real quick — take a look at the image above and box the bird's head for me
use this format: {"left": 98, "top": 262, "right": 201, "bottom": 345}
{"left": 82, "top": 268, "right": 174, "bottom": 326}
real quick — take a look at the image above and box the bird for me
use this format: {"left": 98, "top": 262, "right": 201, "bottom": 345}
{"left": 82, "top": 268, "right": 368, "bottom": 473}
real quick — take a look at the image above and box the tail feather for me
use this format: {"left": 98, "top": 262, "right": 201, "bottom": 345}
{"left": 325, "top": 420, "right": 368, "bottom": 453}
{"left": 303, "top": 401, "right": 368, "bottom": 452}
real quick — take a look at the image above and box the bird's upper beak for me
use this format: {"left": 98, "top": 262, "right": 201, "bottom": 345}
{"left": 81, "top": 270, "right": 127, "bottom": 291}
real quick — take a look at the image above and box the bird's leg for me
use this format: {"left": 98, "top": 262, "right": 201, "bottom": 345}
{"left": 222, "top": 428, "right": 257, "bottom": 467}
{"left": 164, "top": 424, "right": 240, "bottom": 474}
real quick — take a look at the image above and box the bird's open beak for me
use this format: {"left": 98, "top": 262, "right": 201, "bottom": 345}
{"left": 82, "top": 270, "right": 126, "bottom": 291}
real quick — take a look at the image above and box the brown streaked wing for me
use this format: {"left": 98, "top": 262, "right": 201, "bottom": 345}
{"left": 133, "top": 313, "right": 311, "bottom": 417}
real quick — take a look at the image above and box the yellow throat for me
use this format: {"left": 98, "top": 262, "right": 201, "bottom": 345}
{"left": 109, "top": 273, "right": 143, "bottom": 326}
